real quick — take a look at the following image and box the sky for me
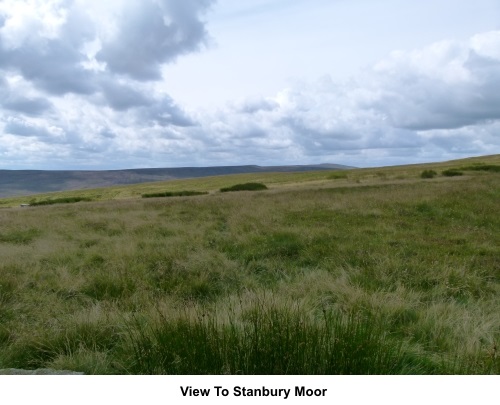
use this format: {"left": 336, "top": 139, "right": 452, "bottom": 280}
{"left": 0, "top": 0, "right": 499, "bottom": 170}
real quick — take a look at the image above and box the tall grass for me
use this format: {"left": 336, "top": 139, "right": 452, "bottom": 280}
{"left": 126, "top": 298, "right": 442, "bottom": 375}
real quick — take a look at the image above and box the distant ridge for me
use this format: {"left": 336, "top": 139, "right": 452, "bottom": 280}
{"left": 0, "top": 163, "right": 354, "bottom": 198}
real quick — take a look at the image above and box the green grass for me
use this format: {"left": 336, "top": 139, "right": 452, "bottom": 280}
{"left": 0, "top": 228, "right": 42, "bottom": 244}
{"left": 0, "top": 154, "right": 498, "bottom": 374}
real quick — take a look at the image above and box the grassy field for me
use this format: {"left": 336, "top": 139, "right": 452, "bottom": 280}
{"left": 0, "top": 155, "right": 499, "bottom": 374}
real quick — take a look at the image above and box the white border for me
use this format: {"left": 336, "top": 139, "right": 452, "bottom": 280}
{"left": 1, "top": 375, "right": 497, "bottom": 405}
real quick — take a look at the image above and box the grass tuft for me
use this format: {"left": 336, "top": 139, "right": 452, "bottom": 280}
{"left": 0, "top": 228, "right": 41, "bottom": 245}
{"left": 125, "top": 301, "right": 435, "bottom": 375}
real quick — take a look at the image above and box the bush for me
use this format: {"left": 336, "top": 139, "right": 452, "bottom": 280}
{"left": 442, "top": 169, "right": 463, "bottom": 177}
{"left": 142, "top": 191, "right": 208, "bottom": 198}
{"left": 220, "top": 183, "right": 268, "bottom": 192}
{"left": 420, "top": 170, "right": 437, "bottom": 179}
{"left": 29, "top": 197, "right": 92, "bottom": 206}
{"left": 328, "top": 172, "right": 348, "bottom": 180}
{"left": 459, "top": 164, "right": 500, "bottom": 173}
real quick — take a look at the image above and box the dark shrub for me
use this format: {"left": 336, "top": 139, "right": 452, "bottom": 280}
{"left": 420, "top": 170, "right": 437, "bottom": 179}
{"left": 30, "top": 197, "right": 92, "bottom": 206}
{"left": 142, "top": 191, "right": 208, "bottom": 198}
{"left": 328, "top": 172, "right": 348, "bottom": 180}
{"left": 459, "top": 164, "right": 500, "bottom": 173}
{"left": 220, "top": 183, "right": 268, "bottom": 192}
{"left": 442, "top": 169, "right": 463, "bottom": 177}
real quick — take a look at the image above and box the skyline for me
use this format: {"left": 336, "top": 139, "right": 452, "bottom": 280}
{"left": 1, "top": 0, "right": 499, "bottom": 170}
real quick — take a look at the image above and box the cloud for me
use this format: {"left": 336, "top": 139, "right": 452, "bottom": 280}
{"left": 0, "top": 0, "right": 213, "bottom": 106}
{"left": 234, "top": 97, "right": 279, "bottom": 114}
{"left": 2, "top": 96, "right": 53, "bottom": 116}
{"left": 99, "top": 80, "right": 153, "bottom": 111}
{"left": 193, "top": 31, "right": 500, "bottom": 167}
{"left": 96, "top": 0, "right": 214, "bottom": 81}
{"left": 0, "top": 0, "right": 213, "bottom": 170}
{"left": 367, "top": 33, "right": 500, "bottom": 130}
{"left": 0, "top": 0, "right": 499, "bottom": 171}
{"left": 3, "top": 118, "right": 56, "bottom": 139}
{"left": 1, "top": 76, "right": 53, "bottom": 116}
{"left": 138, "top": 96, "right": 195, "bottom": 127}
{"left": 0, "top": 1, "right": 97, "bottom": 95}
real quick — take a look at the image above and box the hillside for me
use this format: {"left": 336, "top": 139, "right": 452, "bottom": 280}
{"left": 0, "top": 154, "right": 498, "bottom": 208}
{"left": 0, "top": 163, "right": 352, "bottom": 198}
{"left": 0, "top": 154, "right": 498, "bottom": 374}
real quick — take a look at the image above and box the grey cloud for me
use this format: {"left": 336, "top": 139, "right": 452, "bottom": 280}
{"left": 99, "top": 128, "right": 116, "bottom": 139}
{"left": 237, "top": 98, "right": 279, "bottom": 114}
{"left": 0, "top": 40, "right": 97, "bottom": 95}
{"left": 374, "top": 80, "right": 500, "bottom": 131}
{"left": 429, "top": 133, "right": 476, "bottom": 151}
{"left": 139, "top": 96, "right": 195, "bottom": 127}
{"left": 4, "top": 120, "right": 50, "bottom": 138}
{"left": 99, "top": 81, "right": 153, "bottom": 111}
{"left": 96, "top": 0, "right": 214, "bottom": 80}
{"left": 367, "top": 40, "right": 500, "bottom": 131}
{"left": 0, "top": 3, "right": 97, "bottom": 95}
{"left": 1, "top": 78, "right": 52, "bottom": 116}
{"left": 3, "top": 96, "right": 52, "bottom": 116}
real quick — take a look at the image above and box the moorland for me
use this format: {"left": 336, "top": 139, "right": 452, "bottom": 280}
{"left": 0, "top": 155, "right": 498, "bottom": 374}
{"left": 0, "top": 163, "right": 350, "bottom": 198}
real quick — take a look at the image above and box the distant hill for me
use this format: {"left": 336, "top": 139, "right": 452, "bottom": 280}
{"left": 0, "top": 164, "right": 354, "bottom": 198}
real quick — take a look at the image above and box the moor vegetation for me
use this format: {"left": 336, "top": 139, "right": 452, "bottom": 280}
{"left": 0, "top": 155, "right": 498, "bottom": 374}
{"left": 29, "top": 197, "right": 93, "bottom": 206}
{"left": 420, "top": 170, "right": 437, "bottom": 179}
{"left": 220, "top": 182, "right": 268, "bottom": 192}
{"left": 142, "top": 191, "right": 208, "bottom": 199}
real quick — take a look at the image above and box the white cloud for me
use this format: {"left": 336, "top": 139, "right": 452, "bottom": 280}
{"left": 193, "top": 31, "right": 500, "bottom": 167}
{"left": 0, "top": 0, "right": 499, "bottom": 169}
